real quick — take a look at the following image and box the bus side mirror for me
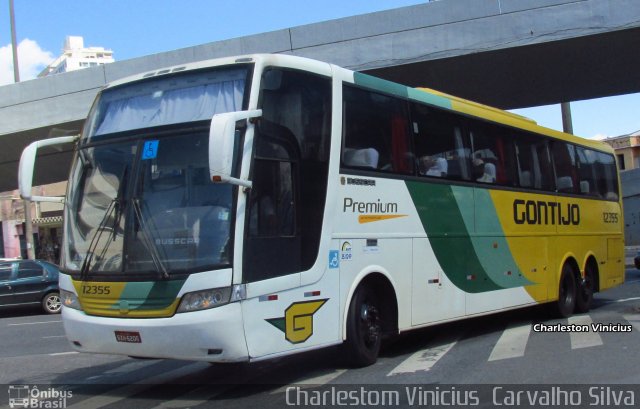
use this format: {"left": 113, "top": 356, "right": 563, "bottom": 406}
{"left": 209, "top": 110, "right": 262, "bottom": 189}
{"left": 19, "top": 135, "right": 78, "bottom": 203}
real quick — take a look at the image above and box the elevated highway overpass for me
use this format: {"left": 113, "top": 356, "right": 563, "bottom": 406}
{"left": 1, "top": 0, "right": 639, "bottom": 192}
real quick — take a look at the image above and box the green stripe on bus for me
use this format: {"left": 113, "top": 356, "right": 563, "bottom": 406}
{"left": 406, "top": 181, "right": 501, "bottom": 293}
{"left": 353, "top": 72, "right": 453, "bottom": 109}
{"left": 353, "top": 72, "right": 410, "bottom": 99}
{"left": 407, "top": 88, "right": 452, "bottom": 110}
{"left": 455, "top": 187, "right": 533, "bottom": 288}
{"left": 117, "top": 280, "right": 185, "bottom": 310}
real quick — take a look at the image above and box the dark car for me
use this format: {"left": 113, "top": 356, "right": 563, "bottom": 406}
{"left": 635, "top": 252, "right": 640, "bottom": 269}
{"left": 0, "top": 259, "right": 61, "bottom": 314}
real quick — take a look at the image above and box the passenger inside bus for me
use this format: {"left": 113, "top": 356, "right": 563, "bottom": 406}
{"left": 418, "top": 155, "right": 448, "bottom": 177}
{"left": 474, "top": 158, "right": 496, "bottom": 183}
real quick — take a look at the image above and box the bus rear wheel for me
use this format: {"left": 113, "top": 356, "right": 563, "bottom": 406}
{"left": 554, "top": 264, "right": 577, "bottom": 318}
{"left": 344, "top": 285, "right": 382, "bottom": 367}
{"left": 575, "top": 264, "right": 595, "bottom": 313}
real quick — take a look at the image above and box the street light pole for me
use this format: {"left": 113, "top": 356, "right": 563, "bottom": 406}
{"left": 9, "top": 0, "right": 20, "bottom": 82}
{"left": 9, "top": 1, "right": 35, "bottom": 258}
{"left": 23, "top": 200, "right": 35, "bottom": 259}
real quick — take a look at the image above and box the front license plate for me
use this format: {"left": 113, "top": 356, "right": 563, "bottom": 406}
{"left": 114, "top": 331, "right": 142, "bottom": 343}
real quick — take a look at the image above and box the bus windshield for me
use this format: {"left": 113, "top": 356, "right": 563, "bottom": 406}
{"left": 85, "top": 67, "right": 248, "bottom": 142}
{"left": 63, "top": 66, "right": 249, "bottom": 277}
{"left": 64, "top": 132, "right": 234, "bottom": 277}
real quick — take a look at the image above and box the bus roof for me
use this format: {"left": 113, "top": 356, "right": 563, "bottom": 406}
{"left": 102, "top": 53, "right": 613, "bottom": 155}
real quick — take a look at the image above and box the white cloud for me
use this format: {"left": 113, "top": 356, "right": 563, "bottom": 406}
{"left": 590, "top": 133, "right": 611, "bottom": 140}
{"left": 0, "top": 39, "right": 54, "bottom": 86}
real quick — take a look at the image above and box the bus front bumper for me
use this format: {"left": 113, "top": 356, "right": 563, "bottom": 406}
{"left": 62, "top": 303, "right": 249, "bottom": 362}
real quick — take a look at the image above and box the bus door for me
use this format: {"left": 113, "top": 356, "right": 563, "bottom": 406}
{"left": 241, "top": 67, "right": 336, "bottom": 359}
{"left": 244, "top": 152, "right": 300, "bottom": 284}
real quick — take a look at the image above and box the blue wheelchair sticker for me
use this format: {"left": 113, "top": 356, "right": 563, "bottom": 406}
{"left": 329, "top": 250, "right": 339, "bottom": 269}
{"left": 142, "top": 140, "right": 159, "bottom": 160}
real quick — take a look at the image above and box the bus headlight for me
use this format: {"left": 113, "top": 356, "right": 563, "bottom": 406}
{"left": 60, "top": 289, "right": 83, "bottom": 311}
{"left": 177, "top": 287, "right": 232, "bottom": 313}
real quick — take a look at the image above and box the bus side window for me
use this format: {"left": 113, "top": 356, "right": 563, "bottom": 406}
{"left": 514, "top": 135, "right": 553, "bottom": 191}
{"left": 575, "top": 146, "right": 600, "bottom": 197}
{"left": 469, "top": 123, "right": 516, "bottom": 186}
{"left": 596, "top": 152, "right": 619, "bottom": 200}
{"left": 342, "top": 86, "right": 413, "bottom": 174}
{"left": 551, "top": 142, "right": 578, "bottom": 193}
{"left": 411, "top": 103, "right": 471, "bottom": 180}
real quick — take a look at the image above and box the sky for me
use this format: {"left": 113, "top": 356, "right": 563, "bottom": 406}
{"left": 1, "top": 0, "right": 638, "bottom": 140}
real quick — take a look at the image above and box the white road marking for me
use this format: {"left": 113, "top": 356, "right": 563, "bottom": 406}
{"left": 387, "top": 339, "right": 457, "bottom": 375}
{"left": 49, "top": 351, "right": 79, "bottom": 356}
{"left": 85, "top": 359, "right": 155, "bottom": 381}
{"left": 65, "top": 362, "right": 206, "bottom": 409}
{"left": 488, "top": 322, "right": 531, "bottom": 361}
{"left": 271, "top": 369, "right": 347, "bottom": 394}
{"left": 150, "top": 384, "right": 226, "bottom": 409}
{"left": 9, "top": 320, "right": 62, "bottom": 326}
{"left": 42, "top": 335, "right": 66, "bottom": 339}
{"left": 613, "top": 296, "right": 640, "bottom": 303}
{"left": 568, "top": 315, "right": 602, "bottom": 349}
{"left": 103, "top": 359, "right": 155, "bottom": 375}
{"left": 623, "top": 314, "right": 640, "bottom": 331}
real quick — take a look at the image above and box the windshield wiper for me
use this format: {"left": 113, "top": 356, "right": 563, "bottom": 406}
{"left": 79, "top": 165, "right": 128, "bottom": 281}
{"left": 132, "top": 197, "right": 170, "bottom": 280}
{"left": 112, "top": 166, "right": 129, "bottom": 240}
{"left": 79, "top": 199, "right": 116, "bottom": 281}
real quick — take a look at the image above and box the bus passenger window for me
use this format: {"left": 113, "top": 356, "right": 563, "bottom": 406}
{"left": 469, "top": 123, "right": 515, "bottom": 186}
{"left": 596, "top": 152, "right": 619, "bottom": 200}
{"left": 551, "top": 142, "right": 577, "bottom": 193}
{"left": 514, "top": 135, "right": 553, "bottom": 190}
{"left": 342, "top": 86, "right": 413, "bottom": 174}
{"left": 411, "top": 103, "right": 470, "bottom": 180}
{"left": 576, "top": 147, "right": 600, "bottom": 197}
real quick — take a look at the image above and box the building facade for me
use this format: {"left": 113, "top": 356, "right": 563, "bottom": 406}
{"left": 0, "top": 182, "right": 66, "bottom": 263}
{"left": 1, "top": 35, "right": 114, "bottom": 261}
{"left": 38, "top": 36, "right": 114, "bottom": 77}
{"left": 602, "top": 130, "right": 640, "bottom": 245}
{"left": 602, "top": 130, "right": 640, "bottom": 171}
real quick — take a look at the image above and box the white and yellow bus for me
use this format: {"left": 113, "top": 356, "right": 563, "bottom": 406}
{"left": 19, "top": 54, "right": 624, "bottom": 367}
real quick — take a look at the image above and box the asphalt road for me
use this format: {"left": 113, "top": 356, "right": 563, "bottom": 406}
{"left": 1, "top": 269, "right": 640, "bottom": 408}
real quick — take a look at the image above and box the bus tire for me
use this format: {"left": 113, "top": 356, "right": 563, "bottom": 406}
{"left": 554, "top": 264, "right": 577, "bottom": 318}
{"left": 344, "top": 284, "right": 382, "bottom": 367}
{"left": 575, "top": 263, "right": 595, "bottom": 313}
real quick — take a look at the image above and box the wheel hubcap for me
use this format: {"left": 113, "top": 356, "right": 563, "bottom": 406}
{"left": 360, "top": 303, "right": 381, "bottom": 347}
{"left": 47, "top": 295, "right": 61, "bottom": 312}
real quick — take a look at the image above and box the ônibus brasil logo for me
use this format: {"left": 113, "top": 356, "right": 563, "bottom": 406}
{"left": 8, "top": 385, "right": 72, "bottom": 408}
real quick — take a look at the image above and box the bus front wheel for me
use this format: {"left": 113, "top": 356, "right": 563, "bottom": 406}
{"left": 344, "top": 285, "right": 382, "bottom": 367}
{"left": 554, "top": 264, "right": 577, "bottom": 318}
